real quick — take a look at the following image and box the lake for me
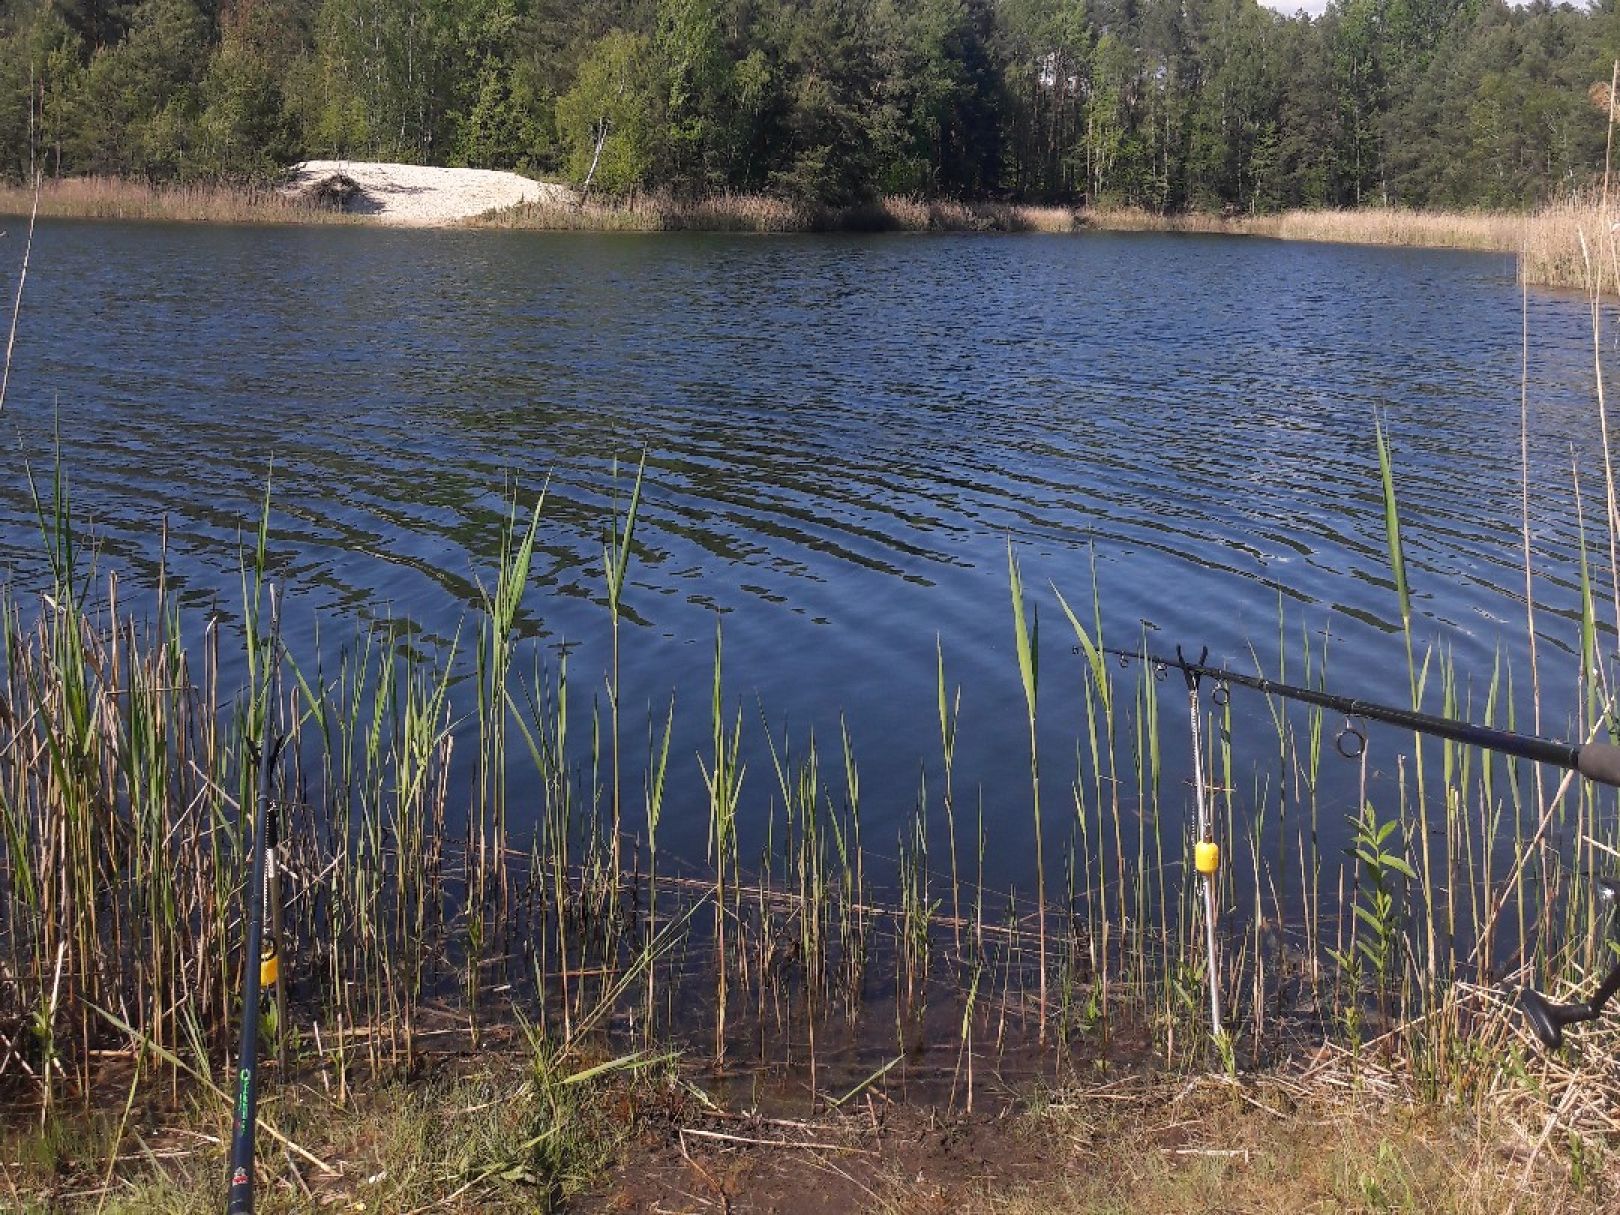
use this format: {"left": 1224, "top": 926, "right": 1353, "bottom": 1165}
{"left": 0, "top": 220, "right": 1604, "bottom": 891}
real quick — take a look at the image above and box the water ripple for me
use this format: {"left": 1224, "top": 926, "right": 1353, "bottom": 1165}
{"left": 0, "top": 222, "right": 1609, "bottom": 882}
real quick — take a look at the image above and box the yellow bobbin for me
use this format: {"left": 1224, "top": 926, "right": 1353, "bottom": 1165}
{"left": 1194, "top": 840, "right": 1220, "bottom": 876}
{"left": 259, "top": 951, "right": 279, "bottom": 987}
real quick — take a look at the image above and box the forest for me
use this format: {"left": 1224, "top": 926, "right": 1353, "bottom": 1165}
{"left": 0, "top": 0, "right": 1617, "bottom": 214}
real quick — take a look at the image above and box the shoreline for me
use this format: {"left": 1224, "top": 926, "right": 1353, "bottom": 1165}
{"left": 4, "top": 1034, "right": 1595, "bottom": 1212}
{"left": 0, "top": 172, "right": 1595, "bottom": 289}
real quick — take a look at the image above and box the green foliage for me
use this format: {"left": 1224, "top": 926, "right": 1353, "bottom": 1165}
{"left": 196, "top": 24, "right": 295, "bottom": 180}
{"left": 455, "top": 54, "right": 554, "bottom": 169}
{"left": 872, "top": 0, "right": 1002, "bottom": 196}
{"left": 656, "top": 0, "right": 732, "bottom": 191}
{"left": 1330, "top": 800, "right": 1416, "bottom": 1010}
{"left": 763, "top": 0, "right": 880, "bottom": 207}
{"left": 555, "top": 29, "right": 662, "bottom": 194}
{"left": 0, "top": 0, "right": 1614, "bottom": 210}
{"left": 67, "top": 0, "right": 211, "bottom": 176}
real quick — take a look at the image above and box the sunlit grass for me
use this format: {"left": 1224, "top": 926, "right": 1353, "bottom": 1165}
{"left": 1081, "top": 197, "right": 1614, "bottom": 291}
{"left": 474, "top": 192, "right": 1082, "bottom": 233}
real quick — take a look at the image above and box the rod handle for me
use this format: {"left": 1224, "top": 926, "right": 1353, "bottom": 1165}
{"left": 1576, "top": 742, "right": 1620, "bottom": 788}
{"left": 1520, "top": 987, "right": 1572, "bottom": 1050}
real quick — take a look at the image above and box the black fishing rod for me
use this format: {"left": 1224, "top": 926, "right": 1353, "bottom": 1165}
{"left": 226, "top": 593, "right": 280, "bottom": 1215}
{"left": 1102, "top": 646, "right": 1620, "bottom": 788}
{"left": 1103, "top": 644, "right": 1620, "bottom": 1050}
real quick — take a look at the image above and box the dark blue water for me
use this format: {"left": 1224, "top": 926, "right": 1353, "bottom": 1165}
{"left": 0, "top": 221, "right": 1606, "bottom": 888}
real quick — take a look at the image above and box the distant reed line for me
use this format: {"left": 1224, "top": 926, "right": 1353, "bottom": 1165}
{"left": 476, "top": 189, "right": 1618, "bottom": 291}
{"left": 1087, "top": 197, "right": 1595, "bottom": 289}
{"left": 0, "top": 176, "right": 359, "bottom": 226}
{"left": 0, "top": 174, "right": 1611, "bottom": 290}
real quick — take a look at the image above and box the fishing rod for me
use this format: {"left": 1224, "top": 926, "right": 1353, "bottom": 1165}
{"left": 1103, "top": 644, "right": 1620, "bottom": 1049}
{"left": 226, "top": 591, "right": 281, "bottom": 1215}
{"left": 1101, "top": 646, "right": 1620, "bottom": 789}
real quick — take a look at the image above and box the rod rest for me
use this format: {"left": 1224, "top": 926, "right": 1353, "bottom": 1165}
{"left": 1519, "top": 878, "right": 1620, "bottom": 1050}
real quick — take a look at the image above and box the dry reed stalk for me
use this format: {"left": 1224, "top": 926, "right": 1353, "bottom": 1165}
{"left": 0, "top": 175, "right": 357, "bottom": 226}
{"left": 0, "top": 175, "right": 38, "bottom": 417}
{"left": 1080, "top": 197, "right": 1620, "bottom": 292}
{"left": 473, "top": 192, "right": 1079, "bottom": 234}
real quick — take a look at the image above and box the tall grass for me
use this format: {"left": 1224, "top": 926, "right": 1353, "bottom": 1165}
{"left": 0, "top": 176, "right": 359, "bottom": 226}
{"left": 603, "top": 456, "right": 643, "bottom": 891}
{"left": 1007, "top": 543, "right": 1048, "bottom": 1040}
{"left": 1081, "top": 196, "right": 1611, "bottom": 291}
{"left": 1078, "top": 202, "right": 1529, "bottom": 248}
{"left": 474, "top": 192, "right": 1081, "bottom": 234}
{"left": 484, "top": 190, "right": 1609, "bottom": 289}
{"left": 0, "top": 456, "right": 1612, "bottom": 1099}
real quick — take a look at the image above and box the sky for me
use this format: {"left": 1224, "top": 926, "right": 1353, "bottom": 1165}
{"left": 1257, "top": 0, "right": 1333, "bottom": 13}
{"left": 1258, "top": 0, "right": 1539, "bottom": 15}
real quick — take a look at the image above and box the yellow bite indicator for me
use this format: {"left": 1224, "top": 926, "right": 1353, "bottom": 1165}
{"left": 1195, "top": 840, "right": 1220, "bottom": 876}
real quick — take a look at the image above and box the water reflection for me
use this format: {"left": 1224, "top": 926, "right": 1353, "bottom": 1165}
{"left": 0, "top": 222, "right": 1605, "bottom": 886}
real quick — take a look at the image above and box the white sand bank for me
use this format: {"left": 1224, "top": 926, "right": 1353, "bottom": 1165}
{"left": 284, "top": 161, "right": 573, "bottom": 225}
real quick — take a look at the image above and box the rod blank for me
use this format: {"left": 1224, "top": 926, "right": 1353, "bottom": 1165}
{"left": 1105, "top": 647, "right": 1620, "bottom": 788}
{"left": 226, "top": 593, "right": 279, "bottom": 1215}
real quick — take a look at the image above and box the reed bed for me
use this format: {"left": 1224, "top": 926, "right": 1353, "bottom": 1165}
{"left": 473, "top": 192, "right": 1080, "bottom": 234}
{"left": 471, "top": 191, "right": 804, "bottom": 233}
{"left": 1076, "top": 205, "right": 1242, "bottom": 235}
{"left": 0, "top": 176, "right": 359, "bottom": 226}
{"left": 1082, "top": 197, "right": 1613, "bottom": 290}
{"left": 0, "top": 175, "right": 1077, "bottom": 234}
{"left": 869, "top": 197, "right": 1078, "bottom": 233}
{"left": 1519, "top": 192, "right": 1620, "bottom": 293}
{"left": 488, "top": 190, "right": 1609, "bottom": 289}
{"left": 1248, "top": 205, "right": 1529, "bottom": 251}
{"left": 2, "top": 172, "right": 1607, "bottom": 292}
{"left": 1079, "top": 202, "right": 1529, "bottom": 247}
{"left": 0, "top": 441, "right": 1615, "bottom": 1168}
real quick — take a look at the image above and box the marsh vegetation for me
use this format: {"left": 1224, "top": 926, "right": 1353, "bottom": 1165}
{"left": 0, "top": 421, "right": 1618, "bottom": 1206}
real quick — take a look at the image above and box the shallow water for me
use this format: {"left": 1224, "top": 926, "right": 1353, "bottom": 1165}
{"left": 0, "top": 220, "right": 1605, "bottom": 888}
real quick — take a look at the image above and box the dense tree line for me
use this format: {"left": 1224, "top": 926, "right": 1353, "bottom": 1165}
{"left": 1, "top": 0, "right": 1617, "bottom": 211}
